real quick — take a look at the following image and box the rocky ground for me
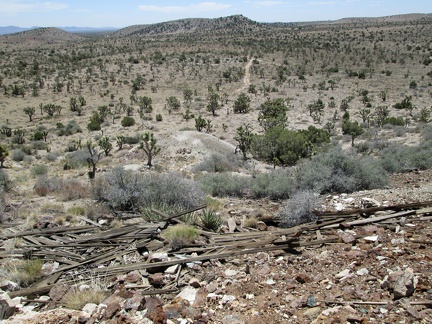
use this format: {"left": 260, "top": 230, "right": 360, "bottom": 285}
{"left": 1, "top": 169, "right": 432, "bottom": 324}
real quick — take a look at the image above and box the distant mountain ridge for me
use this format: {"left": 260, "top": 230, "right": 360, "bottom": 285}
{"left": 0, "top": 26, "right": 118, "bottom": 36}
{"left": 1, "top": 13, "right": 431, "bottom": 41}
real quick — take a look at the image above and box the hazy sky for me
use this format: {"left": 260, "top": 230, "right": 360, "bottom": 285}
{"left": 0, "top": 0, "right": 431, "bottom": 27}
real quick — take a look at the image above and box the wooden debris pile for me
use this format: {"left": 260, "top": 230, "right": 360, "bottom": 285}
{"left": 1, "top": 200, "right": 432, "bottom": 301}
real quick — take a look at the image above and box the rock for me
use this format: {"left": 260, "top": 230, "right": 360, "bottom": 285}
{"left": 189, "top": 278, "right": 201, "bottom": 288}
{"left": 363, "top": 235, "right": 379, "bottom": 242}
{"left": 176, "top": 287, "right": 197, "bottom": 305}
{"left": 49, "top": 284, "right": 70, "bottom": 301}
{"left": 148, "top": 273, "right": 164, "bottom": 287}
{"left": 227, "top": 217, "right": 237, "bottom": 233}
{"left": 124, "top": 291, "right": 146, "bottom": 312}
{"left": 206, "top": 282, "right": 218, "bottom": 293}
{"left": 221, "top": 315, "right": 245, "bottom": 324}
{"left": 360, "top": 198, "right": 381, "bottom": 208}
{"left": 296, "top": 273, "right": 313, "bottom": 284}
{"left": 163, "top": 297, "right": 194, "bottom": 320}
{"left": 256, "top": 221, "right": 267, "bottom": 231}
{"left": 221, "top": 295, "right": 236, "bottom": 305}
{"left": 337, "top": 230, "right": 356, "bottom": 244}
{"left": 381, "top": 267, "right": 417, "bottom": 299}
{"left": 149, "top": 252, "right": 169, "bottom": 263}
{"left": 145, "top": 297, "right": 167, "bottom": 324}
{"left": 165, "top": 265, "right": 179, "bottom": 275}
{"left": 303, "top": 307, "right": 321, "bottom": 320}
{"left": 335, "top": 269, "right": 350, "bottom": 279}
{"left": 356, "top": 268, "right": 369, "bottom": 276}
{"left": 0, "top": 292, "right": 18, "bottom": 319}
{"left": 224, "top": 269, "right": 238, "bottom": 277}
{"left": 0, "top": 280, "right": 19, "bottom": 291}
{"left": 256, "top": 264, "right": 271, "bottom": 276}
{"left": 82, "top": 303, "right": 98, "bottom": 315}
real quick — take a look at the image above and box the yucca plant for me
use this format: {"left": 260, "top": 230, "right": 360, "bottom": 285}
{"left": 199, "top": 208, "right": 222, "bottom": 232}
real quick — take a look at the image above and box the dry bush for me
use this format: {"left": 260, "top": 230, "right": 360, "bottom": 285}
{"left": 62, "top": 278, "right": 109, "bottom": 310}
{"left": 58, "top": 180, "right": 89, "bottom": 201}
{"left": 161, "top": 224, "right": 199, "bottom": 248}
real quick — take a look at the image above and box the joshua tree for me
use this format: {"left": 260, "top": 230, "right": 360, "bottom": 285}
{"left": 0, "top": 145, "right": 8, "bottom": 168}
{"left": 98, "top": 136, "right": 112, "bottom": 156}
{"left": 207, "top": 92, "right": 220, "bottom": 116}
{"left": 234, "top": 124, "right": 254, "bottom": 160}
{"left": 141, "top": 132, "right": 160, "bottom": 167}
{"left": 86, "top": 140, "right": 103, "bottom": 179}
{"left": 23, "top": 106, "right": 36, "bottom": 122}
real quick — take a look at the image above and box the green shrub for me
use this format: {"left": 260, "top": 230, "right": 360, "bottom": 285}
{"left": 279, "top": 191, "right": 318, "bottom": 228}
{"left": 380, "top": 140, "right": 432, "bottom": 172}
{"left": 156, "top": 114, "right": 163, "bottom": 122}
{"left": 0, "top": 169, "right": 12, "bottom": 192}
{"left": 384, "top": 117, "right": 405, "bottom": 126}
{"left": 296, "top": 146, "right": 389, "bottom": 193}
{"left": 64, "top": 149, "right": 90, "bottom": 169}
{"left": 93, "top": 168, "right": 204, "bottom": 212}
{"left": 199, "top": 209, "right": 222, "bottom": 232}
{"left": 197, "top": 173, "right": 250, "bottom": 197}
{"left": 57, "top": 120, "right": 82, "bottom": 136}
{"left": 30, "top": 164, "right": 48, "bottom": 177}
{"left": 87, "top": 112, "right": 102, "bottom": 131}
{"left": 191, "top": 153, "right": 240, "bottom": 173}
{"left": 250, "top": 169, "right": 295, "bottom": 200}
{"left": 11, "top": 149, "right": 26, "bottom": 162}
{"left": 121, "top": 116, "right": 135, "bottom": 127}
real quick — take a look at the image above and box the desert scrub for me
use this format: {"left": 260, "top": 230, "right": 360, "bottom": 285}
{"left": 279, "top": 191, "right": 318, "bottom": 228}
{"left": 0, "top": 169, "right": 12, "bottom": 192}
{"left": 191, "top": 152, "right": 241, "bottom": 173}
{"left": 67, "top": 206, "right": 86, "bottom": 216}
{"left": 296, "top": 146, "right": 389, "bottom": 194}
{"left": 93, "top": 168, "right": 204, "bottom": 212}
{"left": 30, "top": 164, "right": 48, "bottom": 178}
{"left": 250, "top": 169, "right": 295, "bottom": 200}
{"left": 197, "top": 172, "right": 250, "bottom": 197}
{"left": 7, "top": 258, "right": 44, "bottom": 287}
{"left": 63, "top": 280, "right": 108, "bottom": 310}
{"left": 161, "top": 224, "right": 199, "bottom": 248}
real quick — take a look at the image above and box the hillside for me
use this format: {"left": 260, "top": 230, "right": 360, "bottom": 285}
{"left": 0, "top": 27, "right": 85, "bottom": 45}
{"left": 1, "top": 12, "right": 432, "bottom": 323}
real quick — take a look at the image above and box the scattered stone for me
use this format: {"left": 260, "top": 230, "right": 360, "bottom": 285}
{"left": 221, "top": 314, "right": 245, "bottom": 324}
{"left": 189, "top": 278, "right": 201, "bottom": 288}
{"left": 296, "top": 273, "right": 313, "bottom": 284}
{"left": 361, "top": 198, "right": 381, "bottom": 208}
{"left": 224, "top": 269, "right": 238, "bottom": 277}
{"left": 176, "top": 287, "right": 197, "bottom": 305}
{"left": 337, "top": 230, "right": 356, "bottom": 244}
{"left": 0, "top": 280, "right": 19, "bottom": 291}
{"left": 356, "top": 268, "right": 369, "bottom": 276}
{"left": 221, "top": 295, "right": 236, "bottom": 305}
{"left": 363, "top": 235, "right": 379, "bottom": 242}
{"left": 336, "top": 269, "right": 350, "bottom": 279}
{"left": 149, "top": 273, "right": 164, "bottom": 287}
{"left": 303, "top": 307, "right": 321, "bottom": 320}
{"left": 0, "top": 292, "right": 18, "bottom": 319}
{"left": 381, "top": 267, "right": 417, "bottom": 299}
{"left": 165, "top": 265, "right": 179, "bottom": 275}
{"left": 256, "top": 221, "right": 267, "bottom": 231}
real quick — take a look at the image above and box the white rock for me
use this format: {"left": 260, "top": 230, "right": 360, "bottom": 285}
{"left": 176, "top": 286, "right": 197, "bottom": 305}
{"left": 82, "top": 303, "right": 98, "bottom": 315}
{"left": 391, "top": 238, "right": 405, "bottom": 245}
{"left": 221, "top": 294, "right": 236, "bottom": 304}
{"left": 224, "top": 269, "right": 238, "bottom": 277}
{"left": 245, "top": 294, "right": 254, "bottom": 300}
{"left": 165, "top": 265, "right": 179, "bottom": 275}
{"left": 364, "top": 235, "right": 379, "bottom": 242}
{"left": 265, "top": 279, "right": 276, "bottom": 285}
{"left": 335, "top": 269, "right": 350, "bottom": 279}
{"left": 356, "top": 268, "right": 369, "bottom": 276}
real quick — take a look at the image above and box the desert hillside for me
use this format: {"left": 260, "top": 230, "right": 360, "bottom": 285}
{"left": 0, "top": 14, "right": 432, "bottom": 323}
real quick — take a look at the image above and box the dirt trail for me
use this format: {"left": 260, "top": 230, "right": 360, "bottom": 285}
{"left": 235, "top": 58, "right": 253, "bottom": 93}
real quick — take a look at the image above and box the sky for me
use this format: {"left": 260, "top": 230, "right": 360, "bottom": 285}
{"left": 0, "top": 0, "right": 431, "bottom": 28}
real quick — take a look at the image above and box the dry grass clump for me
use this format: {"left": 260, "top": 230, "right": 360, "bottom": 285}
{"left": 62, "top": 279, "right": 109, "bottom": 310}
{"left": 6, "top": 258, "right": 44, "bottom": 287}
{"left": 161, "top": 224, "right": 199, "bottom": 248}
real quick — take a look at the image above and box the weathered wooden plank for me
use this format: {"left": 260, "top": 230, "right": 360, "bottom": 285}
{"left": 0, "top": 225, "right": 97, "bottom": 239}
{"left": 322, "top": 210, "right": 416, "bottom": 229}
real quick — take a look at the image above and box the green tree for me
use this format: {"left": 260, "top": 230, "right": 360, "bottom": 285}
{"left": 166, "top": 96, "right": 181, "bottom": 113}
{"left": 195, "top": 115, "right": 207, "bottom": 132}
{"left": 183, "top": 89, "right": 193, "bottom": 107}
{"left": 88, "top": 112, "right": 102, "bottom": 131}
{"left": 23, "top": 106, "right": 36, "bottom": 122}
{"left": 207, "top": 92, "right": 220, "bottom": 116}
{"left": 342, "top": 119, "right": 364, "bottom": 146}
{"left": 141, "top": 132, "right": 161, "bottom": 167}
{"left": 258, "top": 98, "right": 287, "bottom": 131}
{"left": 234, "top": 124, "right": 254, "bottom": 160}
{"left": 138, "top": 96, "right": 153, "bottom": 113}
{"left": 98, "top": 136, "right": 113, "bottom": 156}
{"left": 375, "top": 106, "right": 390, "bottom": 127}
{"left": 233, "top": 93, "right": 251, "bottom": 114}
